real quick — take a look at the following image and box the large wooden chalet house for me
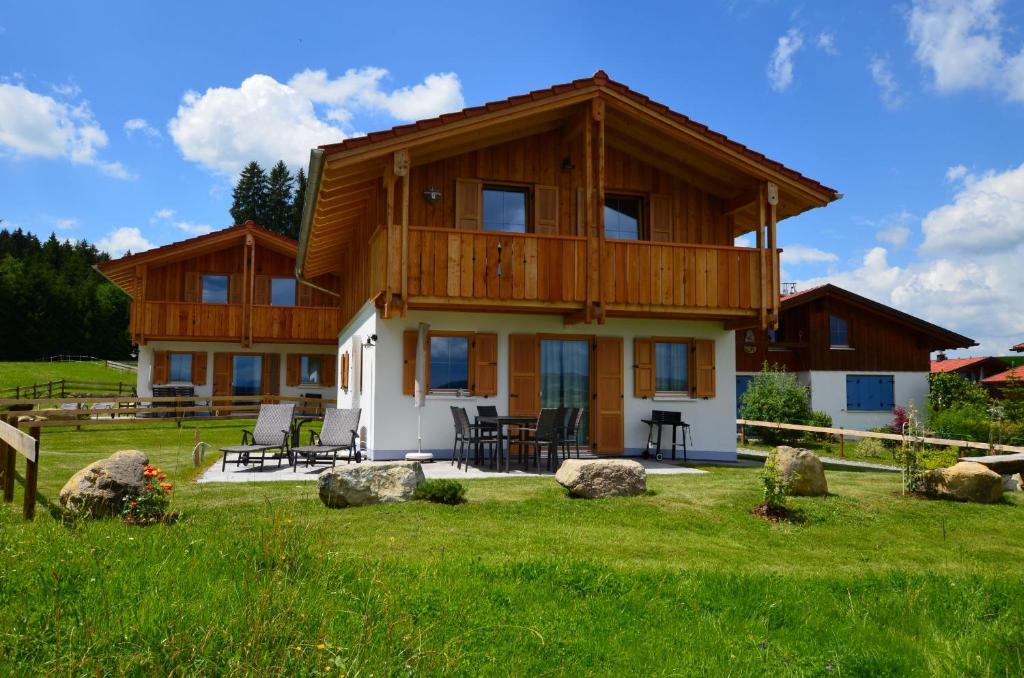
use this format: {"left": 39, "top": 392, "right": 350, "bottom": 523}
{"left": 103, "top": 72, "right": 841, "bottom": 460}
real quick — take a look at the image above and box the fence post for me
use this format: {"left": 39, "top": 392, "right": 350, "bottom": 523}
{"left": 23, "top": 426, "right": 39, "bottom": 521}
{"left": 839, "top": 431, "right": 845, "bottom": 458}
{"left": 739, "top": 424, "right": 746, "bottom": 446}
{"left": 14, "top": 385, "right": 19, "bottom": 399}
{"left": 1, "top": 415, "right": 14, "bottom": 503}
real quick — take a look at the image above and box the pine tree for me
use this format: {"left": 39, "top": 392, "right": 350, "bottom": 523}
{"left": 230, "top": 161, "right": 269, "bottom": 226}
{"left": 265, "top": 161, "right": 295, "bottom": 237}
{"left": 290, "top": 167, "right": 308, "bottom": 240}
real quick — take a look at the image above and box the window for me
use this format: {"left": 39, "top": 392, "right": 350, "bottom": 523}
{"left": 429, "top": 335, "right": 469, "bottom": 390}
{"left": 300, "top": 355, "right": 322, "bottom": 385}
{"left": 846, "top": 375, "right": 895, "bottom": 411}
{"left": 202, "top": 274, "right": 229, "bottom": 304}
{"left": 168, "top": 353, "right": 193, "bottom": 382}
{"left": 271, "top": 278, "right": 296, "bottom": 306}
{"left": 604, "top": 195, "right": 643, "bottom": 240}
{"left": 655, "top": 341, "right": 689, "bottom": 393}
{"left": 482, "top": 186, "right": 528, "bottom": 232}
{"left": 830, "top": 315, "right": 849, "bottom": 347}
{"left": 232, "top": 355, "right": 262, "bottom": 396}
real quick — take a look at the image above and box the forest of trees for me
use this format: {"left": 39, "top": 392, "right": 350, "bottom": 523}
{"left": 230, "top": 160, "right": 307, "bottom": 239}
{"left": 0, "top": 228, "right": 132, "bottom": 360}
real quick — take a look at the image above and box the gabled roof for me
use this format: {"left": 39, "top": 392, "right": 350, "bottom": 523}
{"left": 96, "top": 222, "right": 296, "bottom": 296}
{"left": 1012, "top": 342, "right": 1024, "bottom": 353}
{"left": 982, "top": 366, "right": 1024, "bottom": 384}
{"left": 930, "top": 356, "right": 1003, "bottom": 374}
{"left": 779, "top": 283, "right": 976, "bottom": 351}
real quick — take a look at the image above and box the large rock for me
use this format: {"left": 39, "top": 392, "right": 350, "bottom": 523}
{"left": 555, "top": 459, "right": 646, "bottom": 498}
{"left": 921, "top": 461, "right": 1004, "bottom": 504}
{"left": 774, "top": 446, "right": 828, "bottom": 497}
{"left": 318, "top": 461, "right": 425, "bottom": 508}
{"left": 60, "top": 450, "right": 149, "bottom": 518}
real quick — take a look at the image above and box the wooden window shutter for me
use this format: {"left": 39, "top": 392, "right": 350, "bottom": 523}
{"left": 593, "top": 337, "right": 625, "bottom": 454}
{"left": 254, "top": 276, "right": 270, "bottom": 305}
{"left": 576, "top": 188, "right": 586, "bottom": 236}
{"left": 534, "top": 185, "right": 559, "bottom": 234}
{"left": 338, "top": 352, "right": 348, "bottom": 391}
{"left": 321, "top": 354, "right": 336, "bottom": 388}
{"left": 454, "top": 179, "right": 483, "bottom": 230}
{"left": 692, "top": 339, "right": 716, "bottom": 398}
{"left": 212, "top": 352, "right": 231, "bottom": 400}
{"left": 650, "top": 194, "right": 673, "bottom": 242}
{"left": 286, "top": 354, "right": 300, "bottom": 387}
{"left": 633, "top": 338, "right": 655, "bottom": 398}
{"left": 228, "top": 274, "right": 243, "bottom": 304}
{"left": 192, "top": 352, "right": 208, "bottom": 385}
{"left": 402, "top": 330, "right": 418, "bottom": 395}
{"left": 472, "top": 333, "right": 498, "bottom": 396}
{"left": 508, "top": 334, "right": 539, "bottom": 416}
{"left": 152, "top": 351, "right": 169, "bottom": 385}
{"left": 184, "top": 272, "right": 201, "bottom": 302}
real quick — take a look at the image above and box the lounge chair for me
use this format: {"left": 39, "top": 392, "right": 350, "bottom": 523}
{"left": 220, "top": 403, "right": 295, "bottom": 470}
{"left": 291, "top": 408, "right": 362, "bottom": 470}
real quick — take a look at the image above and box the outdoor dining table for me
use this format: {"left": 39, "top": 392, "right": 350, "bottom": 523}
{"left": 477, "top": 415, "right": 537, "bottom": 473}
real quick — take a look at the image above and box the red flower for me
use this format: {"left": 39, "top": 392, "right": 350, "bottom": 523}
{"left": 160, "top": 482, "right": 173, "bottom": 492}
{"left": 130, "top": 501, "right": 137, "bottom": 507}
{"left": 146, "top": 483, "right": 153, "bottom": 491}
{"left": 158, "top": 474, "right": 167, "bottom": 480}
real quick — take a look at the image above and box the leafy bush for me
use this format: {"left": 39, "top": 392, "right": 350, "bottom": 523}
{"left": 413, "top": 479, "right": 467, "bottom": 505}
{"left": 928, "top": 373, "right": 990, "bottom": 412}
{"left": 890, "top": 406, "right": 909, "bottom": 434}
{"left": 928, "top": 404, "right": 992, "bottom": 443}
{"left": 855, "top": 438, "right": 887, "bottom": 460}
{"left": 122, "top": 465, "right": 173, "bottom": 524}
{"left": 759, "top": 451, "right": 792, "bottom": 510}
{"left": 805, "top": 410, "right": 833, "bottom": 443}
{"left": 739, "top": 363, "right": 811, "bottom": 445}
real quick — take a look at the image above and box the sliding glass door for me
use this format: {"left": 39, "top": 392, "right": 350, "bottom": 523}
{"left": 232, "top": 355, "right": 263, "bottom": 398}
{"left": 539, "top": 339, "right": 589, "bottom": 443}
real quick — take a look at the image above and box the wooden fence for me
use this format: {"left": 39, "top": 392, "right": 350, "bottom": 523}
{"left": 0, "top": 416, "right": 40, "bottom": 520}
{"left": 0, "top": 379, "right": 137, "bottom": 400}
{"left": 737, "top": 418, "right": 1024, "bottom": 457}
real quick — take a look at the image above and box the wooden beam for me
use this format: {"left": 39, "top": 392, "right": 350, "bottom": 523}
{"left": 396, "top": 149, "right": 410, "bottom": 318}
{"left": 767, "top": 182, "right": 779, "bottom": 329}
{"left": 594, "top": 98, "right": 606, "bottom": 313}
{"left": 723, "top": 189, "right": 760, "bottom": 216}
{"left": 757, "top": 184, "right": 767, "bottom": 330}
{"left": 604, "top": 131, "right": 739, "bottom": 199}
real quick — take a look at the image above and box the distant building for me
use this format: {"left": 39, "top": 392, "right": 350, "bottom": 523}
{"left": 982, "top": 365, "right": 1024, "bottom": 396}
{"left": 931, "top": 355, "right": 1008, "bottom": 383}
{"left": 1011, "top": 342, "right": 1024, "bottom": 353}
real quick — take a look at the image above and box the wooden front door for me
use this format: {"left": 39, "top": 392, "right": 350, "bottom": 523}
{"left": 508, "top": 335, "right": 539, "bottom": 416}
{"left": 592, "top": 337, "right": 624, "bottom": 454}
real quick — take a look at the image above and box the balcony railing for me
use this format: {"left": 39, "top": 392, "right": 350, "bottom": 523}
{"left": 251, "top": 305, "right": 341, "bottom": 343}
{"left": 136, "top": 301, "right": 340, "bottom": 344}
{"left": 370, "top": 224, "right": 777, "bottom": 320}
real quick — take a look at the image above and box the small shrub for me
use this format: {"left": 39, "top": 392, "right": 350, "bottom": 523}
{"left": 740, "top": 363, "right": 811, "bottom": 445}
{"left": 855, "top": 437, "right": 886, "bottom": 459}
{"left": 413, "top": 479, "right": 467, "bottom": 505}
{"left": 122, "top": 465, "right": 174, "bottom": 525}
{"left": 805, "top": 410, "right": 833, "bottom": 442}
{"left": 759, "top": 451, "right": 791, "bottom": 510}
{"left": 890, "top": 406, "right": 909, "bottom": 434}
{"left": 928, "top": 404, "right": 991, "bottom": 442}
{"left": 928, "top": 372, "right": 990, "bottom": 412}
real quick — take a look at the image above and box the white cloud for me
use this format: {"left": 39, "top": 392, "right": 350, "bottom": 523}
{"left": 98, "top": 227, "right": 153, "bottom": 257}
{"left": 152, "top": 208, "right": 175, "bottom": 222}
{"left": 124, "top": 118, "right": 160, "bottom": 139}
{"left": 780, "top": 244, "right": 838, "bottom": 265}
{"left": 816, "top": 32, "right": 838, "bottom": 55}
{"left": 876, "top": 224, "right": 911, "bottom": 248}
{"left": 51, "top": 83, "right": 81, "bottom": 98}
{"left": 869, "top": 56, "right": 905, "bottom": 109}
{"left": 908, "top": 0, "right": 1024, "bottom": 101}
{"left": 174, "top": 221, "right": 212, "bottom": 236}
{"left": 169, "top": 68, "right": 465, "bottom": 176}
{"left": 0, "top": 82, "right": 132, "bottom": 178}
{"left": 54, "top": 218, "right": 78, "bottom": 231}
{"left": 945, "top": 164, "right": 968, "bottom": 183}
{"left": 921, "top": 162, "right": 1024, "bottom": 252}
{"left": 768, "top": 29, "right": 804, "bottom": 92}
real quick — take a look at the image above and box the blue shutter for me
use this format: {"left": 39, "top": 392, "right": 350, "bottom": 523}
{"left": 879, "top": 376, "right": 895, "bottom": 410}
{"left": 847, "top": 375, "right": 894, "bottom": 411}
{"left": 846, "top": 375, "right": 861, "bottom": 410}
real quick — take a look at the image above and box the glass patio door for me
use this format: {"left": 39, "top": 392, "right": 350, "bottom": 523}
{"left": 539, "top": 339, "right": 589, "bottom": 443}
{"left": 232, "top": 355, "right": 263, "bottom": 400}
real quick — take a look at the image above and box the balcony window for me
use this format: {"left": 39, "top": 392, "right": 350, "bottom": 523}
{"left": 201, "top": 275, "right": 229, "bottom": 304}
{"left": 429, "top": 335, "right": 469, "bottom": 391}
{"left": 830, "top": 315, "right": 849, "bottom": 348}
{"left": 300, "top": 355, "right": 322, "bottom": 385}
{"left": 604, "top": 195, "right": 643, "bottom": 240}
{"left": 483, "top": 186, "right": 528, "bottom": 233}
{"left": 271, "top": 277, "right": 296, "bottom": 306}
{"left": 168, "top": 353, "right": 192, "bottom": 382}
{"left": 655, "top": 341, "right": 689, "bottom": 393}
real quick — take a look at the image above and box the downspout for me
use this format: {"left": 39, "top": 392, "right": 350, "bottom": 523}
{"left": 294, "top": 147, "right": 339, "bottom": 298}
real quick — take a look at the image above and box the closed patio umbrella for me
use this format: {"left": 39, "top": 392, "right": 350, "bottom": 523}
{"left": 414, "top": 322, "right": 430, "bottom": 453}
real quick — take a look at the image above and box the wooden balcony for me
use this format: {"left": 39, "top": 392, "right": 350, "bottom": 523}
{"left": 135, "top": 301, "right": 340, "bottom": 345}
{"left": 370, "top": 225, "right": 778, "bottom": 322}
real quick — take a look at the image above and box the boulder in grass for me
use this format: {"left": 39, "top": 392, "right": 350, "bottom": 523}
{"left": 774, "top": 446, "right": 828, "bottom": 497}
{"left": 60, "top": 450, "right": 149, "bottom": 518}
{"left": 318, "top": 461, "right": 425, "bottom": 508}
{"left": 555, "top": 459, "right": 646, "bottom": 498}
{"left": 1004, "top": 473, "right": 1023, "bottom": 492}
{"left": 921, "top": 462, "right": 1003, "bottom": 504}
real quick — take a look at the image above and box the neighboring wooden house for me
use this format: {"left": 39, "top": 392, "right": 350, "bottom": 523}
{"left": 294, "top": 71, "right": 840, "bottom": 460}
{"left": 931, "top": 355, "right": 1008, "bottom": 383}
{"left": 1012, "top": 342, "right": 1024, "bottom": 353}
{"left": 96, "top": 222, "right": 343, "bottom": 401}
{"left": 982, "top": 366, "right": 1024, "bottom": 396}
{"left": 736, "top": 283, "right": 975, "bottom": 429}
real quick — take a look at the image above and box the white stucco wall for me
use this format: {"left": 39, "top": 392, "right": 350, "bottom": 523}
{"left": 807, "top": 370, "right": 929, "bottom": 430}
{"left": 335, "top": 303, "right": 378, "bottom": 452}
{"left": 359, "top": 306, "right": 737, "bottom": 461}
{"left": 136, "top": 341, "right": 339, "bottom": 400}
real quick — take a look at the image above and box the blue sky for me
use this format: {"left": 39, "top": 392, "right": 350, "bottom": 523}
{"left": 1, "top": 1, "right": 1023, "bottom": 354}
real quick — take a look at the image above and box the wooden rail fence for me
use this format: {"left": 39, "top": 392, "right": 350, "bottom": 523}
{"left": 0, "top": 379, "right": 137, "bottom": 400}
{"left": 0, "top": 415, "right": 40, "bottom": 520}
{"left": 737, "top": 418, "right": 1024, "bottom": 457}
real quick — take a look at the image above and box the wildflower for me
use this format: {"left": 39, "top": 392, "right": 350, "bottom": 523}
{"left": 317, "top": 643, "right": 326, "bottom": 651}
{"left": 324, "top": 666, "right": 332, "bottom": 672}
{"left": 158, "top": 474, "right": 167, "bottom": 480}
{"left": 160, "top": 483, "right": 173, "bottom": 492}
{"left": 130, "top": 501, "right": 138, "bottom": 507}
{"left": 296, "top": 645, "right": 303, "bottom": 652}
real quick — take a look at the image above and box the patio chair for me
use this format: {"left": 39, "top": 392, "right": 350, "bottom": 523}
{"left": 291, "top": 408, "right": 362, "bottom": 470}
{"left": 450, "top": 406, "right": 497, "bottom": 471}
{"left": 561, "top": 407, "right": 584, "bottom": 459}
{"left": 220, "top": 403, "right": 295, "bottom": 470}
{"left": 520, "top": 407, "right": 564, "bottom": 472}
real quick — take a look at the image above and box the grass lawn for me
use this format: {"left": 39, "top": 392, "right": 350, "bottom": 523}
{"left": 0, "top": 360, "right": 134, "bottom": 391}
{"left": 1, "top": 421, "right": 1023, "bottom": 675}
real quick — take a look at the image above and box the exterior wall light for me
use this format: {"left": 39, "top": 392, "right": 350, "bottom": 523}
{"left": 423, "top": 187, "right": 442, "bottom": 203}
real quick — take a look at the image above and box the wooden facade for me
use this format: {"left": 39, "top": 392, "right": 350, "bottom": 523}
{"left": 298, "top": 72, "right": 840, "bottom": 333}
{"left": 97, "top": 223, "right": 343, "bottom": 346}
{"left": 736, "top": 284, "right": 975, "bottom": 373}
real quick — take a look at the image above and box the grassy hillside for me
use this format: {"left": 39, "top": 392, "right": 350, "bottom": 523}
{"left": 0, "top": 360, "right": 134, "bottom": 391}
{"left": 0, "top": 422, "right": 1022, "bottom": 675}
